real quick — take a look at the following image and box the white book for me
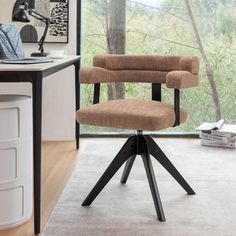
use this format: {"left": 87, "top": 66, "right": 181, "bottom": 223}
{"left": 200, "top": 133, "right": 229, "bottom": 143}
{"left": 201, "top": 139, "right": 235, "bottom": 148}
{"left": 211, "top": 124, "right": 236, "bottom": 138}
{"left": 196, "top": 119, "right": 224, "bottom": 131}
{"left": 197, "top": 120, "right": 236, "bottom": 138}
{"left": 211, "top": 130, "right": 236, "bottom": 138}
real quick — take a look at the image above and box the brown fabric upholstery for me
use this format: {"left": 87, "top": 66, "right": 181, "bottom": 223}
{"left": 77, "top": 99, "right": 187, "bottom": 131}
{"left": 179, "top": 56, "right": 199, "bottom": 75}
{"left": 80, "top": 55, "right": 199, "bottom": 88}
{"left": 93, "top": 55, "right": 199, "bottom": 74}
{"left": 80, "top": 67, "right": 167, "bottom": 84}
{"left": 94, "top": 55, "right": 180, "bottom": 71}
{"left": 166, "top": 71, "right": 199, "bottom": 89}
{"left": 78, "top": 54, "right": 198, "bottom": 131}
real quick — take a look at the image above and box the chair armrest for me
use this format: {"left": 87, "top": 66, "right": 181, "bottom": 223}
{"left": 80, "top": 67, "right": 115, "bottom": 84}
{"left": 166, "top": 71, "right": 199, "bottom": 89}
{"left": 79, "top": 67, "right": 100, "bottom": 84}
{"left": 179, "top": 56, "right": 199, "bottom": 75}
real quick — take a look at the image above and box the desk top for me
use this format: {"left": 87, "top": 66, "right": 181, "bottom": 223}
{"left": 0, "top": 56, "right": 80, "bottom": 72}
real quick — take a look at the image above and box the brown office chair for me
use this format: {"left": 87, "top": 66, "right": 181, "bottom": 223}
{"left": 77, "top": 54, "right": 199, "bottom": 221}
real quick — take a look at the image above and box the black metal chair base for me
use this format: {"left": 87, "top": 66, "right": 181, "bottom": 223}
{"left": 82, "top": 132, "right": 195, "bottom": 221}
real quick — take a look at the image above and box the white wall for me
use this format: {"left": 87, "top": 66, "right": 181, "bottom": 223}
{"left": 0, "top": 0, "right": 77, "bottom": 141}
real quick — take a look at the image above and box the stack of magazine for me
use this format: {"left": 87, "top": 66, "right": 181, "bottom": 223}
{"left": 196, "top": 119, "right": 236, "bottom": 148}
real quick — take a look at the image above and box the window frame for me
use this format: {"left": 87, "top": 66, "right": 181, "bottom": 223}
{"left": 76, "top": 1, "right": 198, "bottom": 138}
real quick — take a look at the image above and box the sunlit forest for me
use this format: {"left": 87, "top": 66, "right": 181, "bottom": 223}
{"left": 80, "top": 0, "right": 236, "bottom": 133}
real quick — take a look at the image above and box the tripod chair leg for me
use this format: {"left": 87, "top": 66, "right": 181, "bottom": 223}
{"left": 141, "top": 137, "right": 166, "bottom": 222}
{"left": 120, "top": 155, "right": 136, "bottom": 184}
{"left": 82, "top": 136, "right": 136, "bottom": 206}
{"left": 145, "top": 135, "right": 195, "bottom": 195}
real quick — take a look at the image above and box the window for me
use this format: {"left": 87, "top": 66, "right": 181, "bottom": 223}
{"left": 80, "top": 0, "right": 236, "bottom": 134}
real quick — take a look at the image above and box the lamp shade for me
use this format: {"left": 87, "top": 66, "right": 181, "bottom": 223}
{"left": 12, "top": 4, "right": 30, "bottom": 23}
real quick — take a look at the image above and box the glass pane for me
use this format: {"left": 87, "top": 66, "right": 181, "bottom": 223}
{"left": 80, "top": 0, "right": 236, "bottom": 134}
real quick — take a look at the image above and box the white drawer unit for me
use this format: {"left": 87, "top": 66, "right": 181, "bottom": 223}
{"left": 0, "top": 95, "right": 33, "bottom": 230}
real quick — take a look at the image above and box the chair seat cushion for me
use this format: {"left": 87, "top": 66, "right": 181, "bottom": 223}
{"left": 77, "top": 99, "right": 187, "bottom": 131}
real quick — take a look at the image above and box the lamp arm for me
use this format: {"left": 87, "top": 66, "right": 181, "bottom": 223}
{"left": 38, "top": 21, "right": 50, "bottom": 53}
{"left": 28, "top": 10, "right": 50, "bottom": 53}
{"left": 29, "top": 9, "right": 50, "bottom": 23}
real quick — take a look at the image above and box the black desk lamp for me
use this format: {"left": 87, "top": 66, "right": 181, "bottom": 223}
{"left": 12, "top": 2, "right": 50, "bottom": 57}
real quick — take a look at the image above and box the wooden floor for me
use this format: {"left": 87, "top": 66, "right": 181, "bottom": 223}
{"left": 0, "top": 141, "right": 79, "bottom": 236}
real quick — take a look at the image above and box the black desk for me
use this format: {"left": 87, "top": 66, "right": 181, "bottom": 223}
{"left": 0, "top": 56, "right": 80, "bottom": 234}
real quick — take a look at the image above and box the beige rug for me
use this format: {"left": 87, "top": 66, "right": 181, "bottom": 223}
{"left": 42, "top": 138, "right": 236, "bottom": 236}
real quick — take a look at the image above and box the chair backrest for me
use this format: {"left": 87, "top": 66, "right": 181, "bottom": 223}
{"left": 93, "top": 55, "right": 199, "bottom": 73}
{"left": 80, "top": 54, "right": 199, "bottom": 87}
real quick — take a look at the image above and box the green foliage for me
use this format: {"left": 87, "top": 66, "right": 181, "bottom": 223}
{"left": 80, "top": 0, "right": 236, "bottom": 134}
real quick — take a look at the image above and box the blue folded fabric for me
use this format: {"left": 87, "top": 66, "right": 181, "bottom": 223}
{"left": 0, "top": 24, "right": 25, "bottom": 59}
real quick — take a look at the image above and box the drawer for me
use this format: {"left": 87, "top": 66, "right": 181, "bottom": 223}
{"left": 0, "top": 95, "right": 32, "bottom": 142}
{"left": 0, "top": 108, "right": 19, "bottom": 142}
{"left": 0, "top": 138, "right": 33, "bottom": 187}
{"left": 0, "top": 187, "right": 23, "bottom": 226}
{"left": 0, "top": 148, "right": 17, "bottom": 182}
